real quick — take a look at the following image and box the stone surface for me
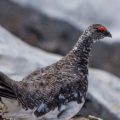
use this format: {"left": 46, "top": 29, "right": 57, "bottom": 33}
{"left": 72, "top": 115, "right": 103, "bottom": 120}
{"left": 0, "top": 25, "right": 61, "bottom": 80}
{"left": 89, "top": 69, "right": 120, "bottom": 119}
{"left": 89, "top": 41, "right": 120, "bottom": 77}
{"left": 0, "top": 0, "right": 81, "bottom": 55}
{"left": 0, "top": 26, "right": 120, "bottom": 119}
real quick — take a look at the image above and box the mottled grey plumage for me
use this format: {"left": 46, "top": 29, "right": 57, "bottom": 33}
{"left": 0, "top": 24, "right": 111, "bottom": 120}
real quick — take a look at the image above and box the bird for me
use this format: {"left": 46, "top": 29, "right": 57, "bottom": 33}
{"left": 0, "top": 24, "right": 112, "bottom": 120}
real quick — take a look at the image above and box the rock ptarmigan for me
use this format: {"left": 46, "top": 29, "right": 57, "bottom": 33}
{"left": 0, "top": 24, "right": 112, "bottom": 120}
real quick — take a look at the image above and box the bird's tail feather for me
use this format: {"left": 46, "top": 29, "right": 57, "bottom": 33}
{"left": 0, "top": 88, "right": 16, "bottom": 99}
{"left": 0, "top": 72, "right": 16, "bottom": 99}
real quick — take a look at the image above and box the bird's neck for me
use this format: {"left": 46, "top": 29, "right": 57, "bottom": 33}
{"left": 67, "top": 34, "right": 94, "bottom": 74}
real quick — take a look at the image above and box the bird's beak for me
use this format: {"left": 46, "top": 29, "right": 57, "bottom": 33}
{"left": 105, "top": 31, "right": 112, "bottom": 38}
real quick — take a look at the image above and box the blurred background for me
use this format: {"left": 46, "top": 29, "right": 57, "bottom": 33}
{"left": 0, "top": 0, "right": 120, "bottom": 120}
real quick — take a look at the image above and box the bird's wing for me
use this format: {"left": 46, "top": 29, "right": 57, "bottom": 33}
{"left": 15, "top": 65, "right": 68, "bottom": 115}
{"left": 14, "top": 58, "right": 86, "bottom": 118}
{"left": 21, "top": 65, "right": 64, "bottom": 92}
{"left": 14, "top": 63, "right": 82, "bottom": 118}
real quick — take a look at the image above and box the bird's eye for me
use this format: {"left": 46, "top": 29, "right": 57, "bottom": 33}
{"left": 98, "top": 26, "right": 107, "bottom": 32}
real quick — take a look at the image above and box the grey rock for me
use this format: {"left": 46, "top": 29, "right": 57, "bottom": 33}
{"left": 90, "top": 41, "right": 120, "bottom": 77}
{"left": 88, "top": 69, "right": 120, "bottom": 120}
{"left": 0, "top": 0, "right": 81, "bottom": 55}
{"left": 0, "top": 26, "right": 120, "bottom": 119}
{"left": 0, "top": 25, "right": 61, "bottom": 80}
{"left": 18, "top": 15, "right": 81, "bottom": 55}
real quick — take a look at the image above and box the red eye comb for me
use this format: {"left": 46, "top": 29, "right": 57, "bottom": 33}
{"left": 98, "top": 26, "right": 107, "bottom": 31}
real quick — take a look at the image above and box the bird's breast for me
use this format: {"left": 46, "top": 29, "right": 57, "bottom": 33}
{"left": 42, "top": 98, "right": 85, "bottom": 120}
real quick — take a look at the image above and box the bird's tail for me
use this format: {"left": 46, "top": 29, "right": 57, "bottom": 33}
{"left": 0, "top": 72, "right": 16, "bottom": 99}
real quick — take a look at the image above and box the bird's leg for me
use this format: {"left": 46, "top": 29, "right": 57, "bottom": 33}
{"left": 57, "top": 101, "right": 84, "bottom": 120}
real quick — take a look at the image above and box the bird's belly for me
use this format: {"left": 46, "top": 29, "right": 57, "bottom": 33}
{"left": 1, "top": 97, "right": 85, "bottom": 120}
{"left": 40, "top": 98, "right": 85, "bottom": 120}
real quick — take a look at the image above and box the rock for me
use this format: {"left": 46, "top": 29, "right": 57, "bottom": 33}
{"left": 0, "top": 25, "right": 61, "bottom": 80}
{"left": 72, "top": 115, "right": 103, "bottom": 120}
{"left": 1, "top": 116, "right": 102, "bottom": 120}
{"left": 18, "top": 14, "right": 81, "bottom": 55}
{"left": 72, "top": 118, "right": 89, "bottom": 120}
{"left": 88, "top": 69, "right": 120, "bottom": 120}
{"left": 89, "top": 41, "right": 120, "bottom": 77}
{"left": 0, "top": 26, "right": 120, "bottom": 120}
{"left": 0, "top": 0, "right": 81, "bottom": 55}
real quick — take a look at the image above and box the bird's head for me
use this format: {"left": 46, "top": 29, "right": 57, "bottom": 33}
{"left": 84, "top": 24, "right": 112, "bottom": 42}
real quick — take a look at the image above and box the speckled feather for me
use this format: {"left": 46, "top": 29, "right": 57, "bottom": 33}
{"left": 14, "top": 52, "right": 88, "bottom": 116}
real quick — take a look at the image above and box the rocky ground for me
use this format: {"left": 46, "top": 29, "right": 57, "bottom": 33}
{"left": 0, "top": 116, "right": 103, "bottom": 120}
